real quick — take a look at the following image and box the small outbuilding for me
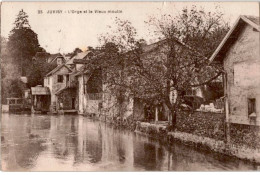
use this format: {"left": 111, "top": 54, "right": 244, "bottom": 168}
{"left": 31, "top": 85, "right": 51, "bottom": 113}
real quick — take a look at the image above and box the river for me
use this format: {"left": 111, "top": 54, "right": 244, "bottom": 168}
{"left": 1, "top": 113, "right": 258, "bottom": 171}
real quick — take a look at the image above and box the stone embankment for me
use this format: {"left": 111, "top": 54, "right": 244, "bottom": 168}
{"left": 135, "top": 120, "right": 260, "bottom": 164}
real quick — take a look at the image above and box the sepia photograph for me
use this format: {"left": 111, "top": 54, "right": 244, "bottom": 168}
{"left": 1, "top": 1, "right": 260, "bottom": 172}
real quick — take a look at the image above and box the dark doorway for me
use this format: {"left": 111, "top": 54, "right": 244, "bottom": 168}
{"left": 72, "top": 97, "right": 75, "bottom": 109}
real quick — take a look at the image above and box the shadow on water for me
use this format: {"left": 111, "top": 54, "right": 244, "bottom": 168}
{"left": 1, "top": 113, "right": 258, "bottom": 171}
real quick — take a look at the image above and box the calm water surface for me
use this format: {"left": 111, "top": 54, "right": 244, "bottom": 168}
{"left": 1, "top": 113, "right": 258, "bottom": 171}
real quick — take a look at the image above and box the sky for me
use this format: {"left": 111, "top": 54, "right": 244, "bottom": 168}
{"left": 1, "top": 2, "right": 259, "bottom": 54}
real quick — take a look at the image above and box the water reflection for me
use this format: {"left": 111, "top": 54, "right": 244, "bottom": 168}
{"left": 1, "top": 113, "right": 258, "bottom": 171}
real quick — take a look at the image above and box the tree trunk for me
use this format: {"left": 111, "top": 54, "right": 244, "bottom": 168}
{"left": 164, "top": 97, "right": 175, "bottom": 130}
{"left": 171, "top": 109, "right": 177, "bottom": 130}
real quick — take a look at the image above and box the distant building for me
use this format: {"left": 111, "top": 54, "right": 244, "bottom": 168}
{"left": 42, "top": 50, "right": 98, "bottom": 114}
{"left": 210, "top": 15, "right": 260, "bottom": 126}
{"left": 44, "top": 63, "right": 77, "bottom": 113}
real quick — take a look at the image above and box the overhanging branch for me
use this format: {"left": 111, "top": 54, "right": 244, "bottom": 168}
{"left": 190, "top": 71, "right": 222, "bottom": 87}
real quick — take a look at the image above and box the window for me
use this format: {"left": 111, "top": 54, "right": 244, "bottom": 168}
{"left": 57, "top": 75, "right": 63, "bottom": 83}
{"left": 248, "top": 98, "right": 256, "bottom": 117}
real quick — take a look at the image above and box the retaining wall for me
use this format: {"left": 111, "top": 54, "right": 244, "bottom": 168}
{"left": 230, "top": 123, "right": 260, "bottom": 149}
{"left": 176, "top": 111, "right": 225, "bottom": 141}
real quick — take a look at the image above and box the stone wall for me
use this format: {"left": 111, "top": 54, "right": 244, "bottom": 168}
{"left": 230, "top": 123, "right": 260, "bottom": 149}
{"left": 167, "top": 131, "right": 260, "bottom": 163}
{"left": 176, "top": 111, "right": 225, "bottom": 141}
{"left": 223, "top": 24, "right": 260, "bottom": 126}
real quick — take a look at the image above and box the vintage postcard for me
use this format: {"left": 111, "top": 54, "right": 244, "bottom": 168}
{"left": 1, "top": 1, "right": 260, "bottom": 171}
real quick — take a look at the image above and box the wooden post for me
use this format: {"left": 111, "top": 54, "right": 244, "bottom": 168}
{"left": 155, "top": 107, "right": 158, "bottom": 123}
{"left": 224, "top": 72, "right": 230, "bottom": 144}
{"left": 34, "top": 95, "right": 37, "bottom": 106}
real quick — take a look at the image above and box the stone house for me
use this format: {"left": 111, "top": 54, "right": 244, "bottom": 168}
{"left": 44, "top": 64, "right": 77, "bottom": 113}
{"left": 42, "top": 50, "right": 102, "bottom": 114}
{"left": 210, "top": 15, "right": 260, "bottom": 126}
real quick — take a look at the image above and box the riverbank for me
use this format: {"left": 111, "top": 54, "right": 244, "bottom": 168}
{"left": 135, "top": 121, "right": 260, "bottom": 164}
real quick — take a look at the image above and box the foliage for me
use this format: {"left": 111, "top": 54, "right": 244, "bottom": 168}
{"left": 148, "top": 6, "right": 230, "bottom": 58}
{"left": 7, "top": 9, "right": 43, "bottom": 76}
{"left": 7, "top": 79, "right": 25, "bottom": 98}
{"left": 2, "top": 10, "right": 52, "bottom": 102}
{"left": 86, "top": 68, "right": 103, "bottom": 93}
{"left": 143, "top": 6, "right": 230, "bottom": 124}
{"left": 1, "top": 37, "right": 26, "bottom": 103}
{"left": 1, "top": 37, "right": 8, "bottom": 79}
